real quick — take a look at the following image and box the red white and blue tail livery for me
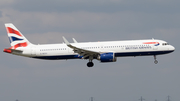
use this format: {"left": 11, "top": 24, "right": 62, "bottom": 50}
{"left": 3, "top": 23, "right": 175, "bottom": 67}
{"left": 5, "top": 23, "right": 31, "bottom": 49}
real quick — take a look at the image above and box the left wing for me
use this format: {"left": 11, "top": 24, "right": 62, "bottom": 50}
{"left": 72, "top": 38, "right": 78, "bottom": 43}
{"left": 63, "top": 37, "right": 100, "bottom": 59}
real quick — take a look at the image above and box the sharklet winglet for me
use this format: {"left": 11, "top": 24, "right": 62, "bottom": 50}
{"left": 62, "top": 36, "right": 70, "bottom": 45}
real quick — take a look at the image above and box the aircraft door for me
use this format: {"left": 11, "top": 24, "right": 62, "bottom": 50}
{"left": 31, "top": 46, "right": 36, "bottom": 56}
{"left": 153, "top": 46, "right": 158, "bottom": 50}
{"left": 68, "top": 48, "right": 74, "bottom": 53}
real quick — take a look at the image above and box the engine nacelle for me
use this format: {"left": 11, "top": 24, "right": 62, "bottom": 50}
{"left": 97, "top": 52, "right": 117, "bottom": 62}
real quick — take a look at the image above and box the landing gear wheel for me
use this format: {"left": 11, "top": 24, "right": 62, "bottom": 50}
{"left": 87, "top": 62, "right": 94, "bottom": 67}
{"left": 153, "top": 55, "right": 158, "bottom": 64}
{"left": 154, "top": 60, "right": 158, "bottom": 64}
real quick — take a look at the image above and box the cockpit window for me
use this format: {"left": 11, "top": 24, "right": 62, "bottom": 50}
{"left": 162, "top": 43, "right": 169, "bottom": 45}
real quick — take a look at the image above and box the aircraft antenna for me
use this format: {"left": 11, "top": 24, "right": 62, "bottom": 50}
{"left": 91, "top": 97, "right": 93, "bottom": 101}
{"left": 139, "top": 96, "right": 145, "bottom": 101}
{"left": 167, "top": 95, "right": 171, "bottom": 101}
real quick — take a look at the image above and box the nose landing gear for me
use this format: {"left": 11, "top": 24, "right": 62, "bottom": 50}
{"left": 154, "top": 55, "right": 158, "bottom": 64}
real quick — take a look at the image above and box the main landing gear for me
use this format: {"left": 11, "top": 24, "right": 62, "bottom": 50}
{"left": 87, "top": 56, "right": 94, "bottom": 67}
{"left": 87, "top": 62, "right": 94, "bottom": 67}
{"left": 154, "top": 55, "right": 158, "bottom": 64}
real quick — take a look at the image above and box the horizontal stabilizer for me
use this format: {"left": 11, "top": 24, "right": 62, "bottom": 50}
{"left": 4, "top": 48, "right": 22, "bottom": 54}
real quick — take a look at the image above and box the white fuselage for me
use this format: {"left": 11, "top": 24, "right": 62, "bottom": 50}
{"left": 14, "top": 39, "right": 174, "bottom": 60}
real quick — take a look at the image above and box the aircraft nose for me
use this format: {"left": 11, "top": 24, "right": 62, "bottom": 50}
{"left": 170, "top": 45, "right": 175, "bottom": 51}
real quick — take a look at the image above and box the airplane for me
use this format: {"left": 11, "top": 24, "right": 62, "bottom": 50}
{"left": 3, "top": 23, "right": 175, "bottom": 67}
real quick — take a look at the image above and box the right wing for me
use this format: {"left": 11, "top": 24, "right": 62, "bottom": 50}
{"left": 72, "top": 38, "right": 78, "bottom": 43}
{"left": 63, "top": 37, "right": 100, "bottom": 59}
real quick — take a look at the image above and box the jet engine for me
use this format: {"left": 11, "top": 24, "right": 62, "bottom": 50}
{"left": 97, "top": 52, "right": 117, "bottom": 62}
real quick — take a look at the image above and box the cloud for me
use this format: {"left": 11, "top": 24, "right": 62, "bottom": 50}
{"left": 9, "top": 0, "right": 180, "bottom": 14}
{"left": 0, "top": 0, "right": 14, "bottom": 7}
{"left": 0, "top": 11, "right": 2, "bottom": 17}
{"left": 1, "top": 8, "right": 179, "bottom": 43}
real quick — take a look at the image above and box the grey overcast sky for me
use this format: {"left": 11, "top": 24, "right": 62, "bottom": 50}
{"left": 0, "top": 0, "right": 180, "bottom": 101}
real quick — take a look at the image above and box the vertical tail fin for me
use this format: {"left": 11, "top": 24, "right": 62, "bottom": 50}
{"left": 5, "top": 23, "right": 32, "bottom": 49}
